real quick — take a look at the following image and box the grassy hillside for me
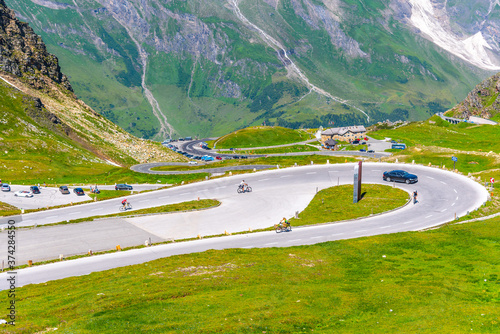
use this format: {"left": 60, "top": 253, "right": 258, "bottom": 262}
{"left": 370, "top": 115, "right": 500, "bottom": 152}
{"left": 213, "top": 126, "right": 312, "bottom": 148}
{"left": 0, "top": 77, "right": 186, "bottom": 184}
{"left": 5, "top": 0, "right": 490, "bottom": 138}
{"left": 2, "top": 215, "right": 499, "bottom": 333}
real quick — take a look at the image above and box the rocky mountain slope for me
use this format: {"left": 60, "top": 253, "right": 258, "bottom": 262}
{"left": 5, "top": 0, "right": 497, "bottom": 138}
{"left": 447, "top": 71, "right": 500, "bottom": 121}
{"left": 0, "top": 0, "right": 180, "bottom": 171}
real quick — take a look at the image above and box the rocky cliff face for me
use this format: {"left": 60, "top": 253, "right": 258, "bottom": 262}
{"left": 448, "top": 72, "right": 500, "bottom": 120}
{"left": 0, "top": 0, "right": 72, "bottom": 92}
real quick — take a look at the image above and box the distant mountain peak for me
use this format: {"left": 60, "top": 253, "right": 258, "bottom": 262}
{"left": 407, "top": 0, "right": 500, "bottom": 71}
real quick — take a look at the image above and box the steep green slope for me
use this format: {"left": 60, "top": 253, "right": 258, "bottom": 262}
{"left": 5, "top": 0, "right": 490, "bottom": 139}
{"left": 213, "top": 126, "right": 312, "bottom": 148}
{"left": 0, "top": 80, "right": 112, "bottom": 181}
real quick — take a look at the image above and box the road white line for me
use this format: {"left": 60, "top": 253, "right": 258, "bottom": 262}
{"left": 328, "top": 170, "right": 339, "bottom": 173}
{"left": 310, "top": 236, "right": 323, "bottom": 239}
{"left": 456, "top": 196, "right": 459, "bottom": 201}
{"left": 258, "top": 178, "right": 270, "bottom": 182}
{"left": 68, "top": 212, "right": 81, "bottom": 215}
{"left": 306, "top": 172, "right": 317, "bottom": 175}
{"left": 138, "top": 200, "right": 148, "bottom": 203}
{"left": 454, "top": 189, "right": 457, "bottom": 193}
{"left": 402, "top": 220, "right": 413, "bottom": 225}
{"left": 440, "top": 181, "right": 447, "bottom": 185}
{"left": 264, "top": 242, "right": 278, "bottom": 246}
{"left": 379, "top": 225, "right": 392, "bottom": 229}
{"left": 330, "top": 233, "right": 344, "bottom": 237}
{"left": 441, "top": 208, "right": 448, "bottom": 212}
{"left": 21, "top": 220, "right": 31, "bottom": 223}
{"left": 280, "top": 175, "right": 291, "bottom": 178}
{"left": 45, "top": 216, "right": 57, "bottom": 219}
{"left": 178, "top": 192, "right": 190, "bottom": 196}
{"left": 91, "top": 208, "right": 102, "bottom": 212}
{"left": 427, "top": 176, "right": 434, "bottom": 180}
{"left": 355, "top": 229, "right": 368, "bottom": 233}
{"left": 425, "top": 215, "right": 433, "bottom": 218}
{"left": 451, "top": 202, "right": 456, "bottom": 207}
{"left": 159, "top": 196, "right": 169, "bottom": 199}
{"left": 289, "top": 239, "right": 301, "bottom": 242}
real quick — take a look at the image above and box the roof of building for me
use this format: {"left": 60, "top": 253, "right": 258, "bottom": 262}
{"left": 324, "top": 139, "right": 338, "bottom": 146}
{"left": 322, "top": 125, "right": 366, "bottom": 136}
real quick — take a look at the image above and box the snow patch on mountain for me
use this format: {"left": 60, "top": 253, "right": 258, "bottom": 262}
{"left": 409, "top": 0, "right": 500, "bottom": 71}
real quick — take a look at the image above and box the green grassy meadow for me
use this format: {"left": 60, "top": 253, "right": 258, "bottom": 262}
{"left": 371, "top": 115, "right": 500, "bottom": 152}
{"left": 290, "top": 184, "right": 409, "bottom": 226}
{"left": 2, "top": 216, "right": 499, "bottom": 333}
{"left": 213, "top": 126, "right": 312, "bottom": 149}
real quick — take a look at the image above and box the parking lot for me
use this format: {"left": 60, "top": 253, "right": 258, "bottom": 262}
{"left": 0, "top": 185, "right": 92, "bottom": 210}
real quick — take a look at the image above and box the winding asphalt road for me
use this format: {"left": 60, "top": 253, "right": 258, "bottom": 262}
{"left": 0, "top": 163, "right": 488, "bottom": 289}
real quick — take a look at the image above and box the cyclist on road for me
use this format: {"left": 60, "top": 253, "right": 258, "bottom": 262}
{"left": 280, "top": 217, "right": 290, "bottom": 228}
{"left": 240, "top": 180, "right": 248, "bottom": 191}
{"left": 121, "top": 198, "right": 129, "bottom": 209}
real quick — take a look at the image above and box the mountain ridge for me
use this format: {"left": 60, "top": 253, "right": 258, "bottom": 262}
{"left": 5, "top": 0, "right": 496, "bottom": 138}
{"left": 0, "top": 0, "right": 182, "bottom": 174}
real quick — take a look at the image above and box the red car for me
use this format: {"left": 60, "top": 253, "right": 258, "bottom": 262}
{"left": 216, "top": 156, "right": 222, "bottom": 160}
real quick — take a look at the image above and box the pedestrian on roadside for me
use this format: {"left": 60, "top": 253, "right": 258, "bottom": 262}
{"left": 413, "top": 190, "right": 418, "bottom": 204}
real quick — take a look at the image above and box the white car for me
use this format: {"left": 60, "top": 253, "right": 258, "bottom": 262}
{"left": 188, "top": 161, "right": 198, "bottom": 165}
{"left": 1, "top": 184, "right": 10, "bottom": 192}
{"left": 14, "top": 190, "right": 33, "bottom": 198}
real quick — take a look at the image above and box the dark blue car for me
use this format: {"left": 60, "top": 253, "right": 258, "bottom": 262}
{"left": 383, "top": 170, "right": 418, "bottom": 184}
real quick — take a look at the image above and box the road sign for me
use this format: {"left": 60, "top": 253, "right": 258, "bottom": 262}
{"left": 491, "top": 177, "right": 495, "bottom": 184}
{"left": 451, "top": 156, "right": 458, "bottom": 162}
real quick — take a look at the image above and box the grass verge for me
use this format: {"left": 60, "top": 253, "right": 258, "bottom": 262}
{"left": 2, "top": 215, "right": 499, "bottom": 332}
{"left": 290, "top": 184, "right": 409, "bottom": 226}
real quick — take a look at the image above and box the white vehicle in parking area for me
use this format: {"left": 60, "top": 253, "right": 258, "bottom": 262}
{"left": 188, "top": 161, "right": 198, "bottom": 165}
{"left": 14, "top": 190, "right": 33, "bottom": 198}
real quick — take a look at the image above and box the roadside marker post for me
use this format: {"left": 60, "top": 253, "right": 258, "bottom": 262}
{"left": 451, "top": 156, "right": 458, "bottom": 171}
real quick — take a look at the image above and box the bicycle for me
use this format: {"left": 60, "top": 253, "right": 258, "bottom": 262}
{"left": 119, "top": 203, "right": 132, "bottom": 211}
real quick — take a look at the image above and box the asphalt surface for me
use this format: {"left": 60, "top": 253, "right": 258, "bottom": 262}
{"left": 172, "top": 138, "right": 392, "bottom": 161}
{"left": 131, "top": 163, "right": 276, "bottom": 175}
{"left": 0, "top": 163, "right": 489, "bottom": 288}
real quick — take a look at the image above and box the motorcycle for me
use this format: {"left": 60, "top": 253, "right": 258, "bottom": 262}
{"left": 237, "top": 184, "right": 252, "bottom": 193}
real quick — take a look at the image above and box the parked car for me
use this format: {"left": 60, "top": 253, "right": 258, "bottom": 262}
{"left": 359, "top": 149, "right": 366, "bottom": 152}
{"left": 201, "top": 155, "right": 214, "bottom": 161}
{"left": 14, "top": 190, "right": 33, "bottom": 198}
{"left": 115, "top": 184, "right": 133, "bottom": 190}
{"left": 1, "top": 184, "right": 10, "bottom": 192}
{"left": 367, "top": 150, "right": 375, "bottom": 153}
{"left": 188, "top": 161, "right": 198, "bottom": 165}
{"left": 30, "top": 186, "right": 41, "bottom": 194}
{"left": 383, "top": 170, "right": 418, "bottom": 184}
{"left": 352, "top": 140, "right": 360, "bottom": 145}
{"left": 216, "top": 156, "right": 222, "bottom": 160}
{"left": 73, "top": 187, "right": 85, "bottom": 196}
{"left": 59, "top": 186, "right": 70, "bottom": 194}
